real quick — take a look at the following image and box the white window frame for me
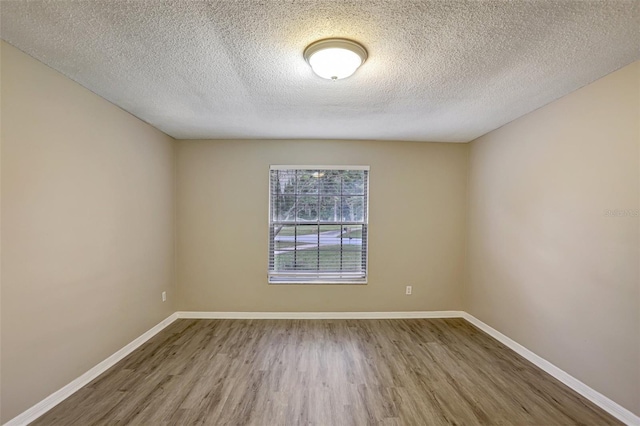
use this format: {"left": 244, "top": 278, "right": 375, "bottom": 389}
{"left": 268, "top": 165, "right": 370, "bottom": 284}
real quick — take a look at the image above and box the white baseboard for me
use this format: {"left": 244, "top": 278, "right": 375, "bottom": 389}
{"left": 4, "top": 313, "right": 178, "bottom": 426}
{"left": 6, "top": 311, "right": 638, "bottom": 426}
{"left": 176, "top": 310, "right": 465, "bottom": 319}
{"left": 460, "top": 312, "right": 640, "bottom": 426}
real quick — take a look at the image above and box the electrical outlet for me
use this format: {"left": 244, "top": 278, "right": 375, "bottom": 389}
{"left": 405, "top": 286, "right": 412, "bottom": 295}
{"left": 162, "top": 291, "right": 167, "bottom": 302}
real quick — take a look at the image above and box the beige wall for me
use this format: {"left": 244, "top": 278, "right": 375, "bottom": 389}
{"left": 0, "top": 42, "right": 176, "bottom": 422}
{"left": 466, "top": 61, "right": 640, "bottom": 415}
{"left": 177, "top": 139, "right": 468, "bottom": 312}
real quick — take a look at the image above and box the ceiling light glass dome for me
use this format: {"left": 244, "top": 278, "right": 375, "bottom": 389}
{"left": 304, "top": 39, "right": 368, "bottom": 80}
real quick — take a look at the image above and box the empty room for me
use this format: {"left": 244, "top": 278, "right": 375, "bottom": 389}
{"left": 1, "top": 1, "right": 639, "bottom": 425}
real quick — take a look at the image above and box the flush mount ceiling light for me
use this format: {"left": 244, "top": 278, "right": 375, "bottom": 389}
{"left": 303, "top": 38, "right": 367, "bottom": 80}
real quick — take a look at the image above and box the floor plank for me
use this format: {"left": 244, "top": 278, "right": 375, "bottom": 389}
{"left": 32, "top": 318, "right": 621, "bottom": 425}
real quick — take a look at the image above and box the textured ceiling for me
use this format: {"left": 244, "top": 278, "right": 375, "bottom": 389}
{"left": 1, "top": 1, "right": 639, "bottom": 142}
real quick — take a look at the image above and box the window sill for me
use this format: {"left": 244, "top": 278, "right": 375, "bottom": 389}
{"left": 268, "top": 279, "right": 367, "bottom": 285}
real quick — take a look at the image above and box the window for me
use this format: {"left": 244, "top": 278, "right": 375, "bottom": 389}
{"left": 269, "top": 166, "right": 369, "bottom": 283}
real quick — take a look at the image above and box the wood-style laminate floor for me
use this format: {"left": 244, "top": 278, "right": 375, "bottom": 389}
{"left": 33, "top": 318, "right": 620, "bottom": 425}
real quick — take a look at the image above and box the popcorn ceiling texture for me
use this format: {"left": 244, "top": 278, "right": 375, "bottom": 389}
{"left": 1, "top": 0, "right": 638, "bottom": 142}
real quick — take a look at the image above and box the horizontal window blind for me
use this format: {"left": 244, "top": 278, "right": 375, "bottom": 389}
{"left": 268, "top": 166, "right": 369, "bottom": 283}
